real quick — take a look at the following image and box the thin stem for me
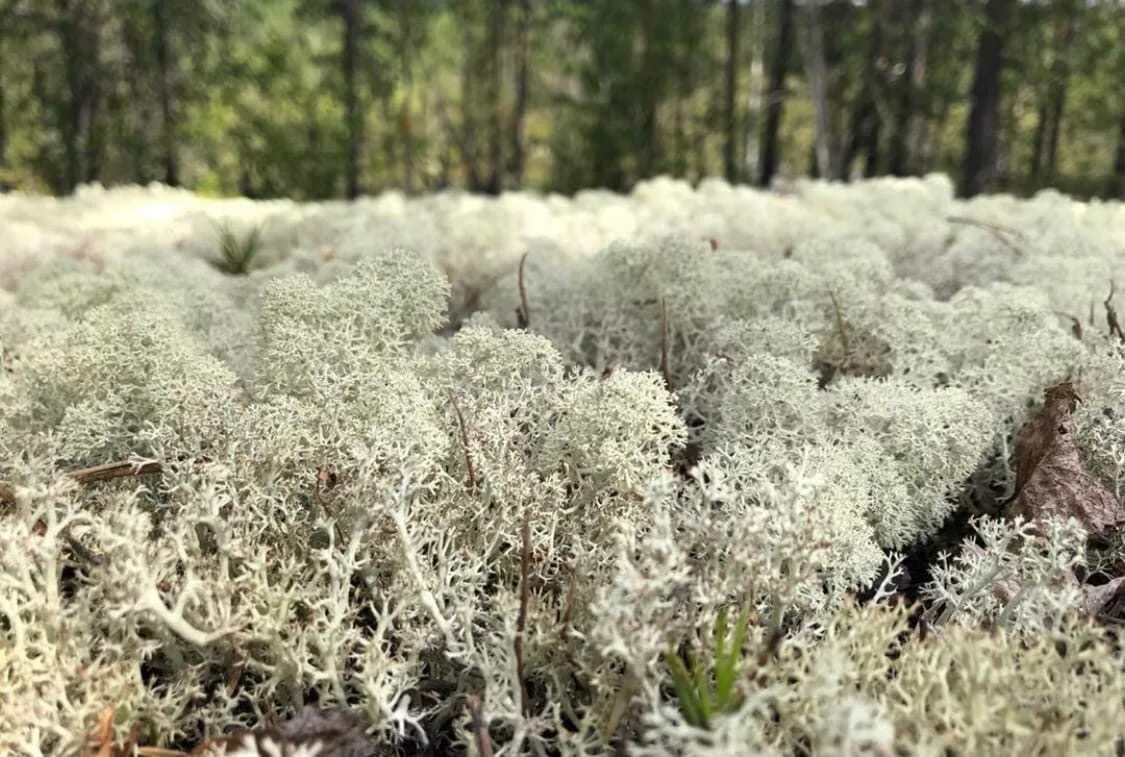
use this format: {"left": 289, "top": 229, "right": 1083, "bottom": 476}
{"left": 946, "top": 214, "right": 1025, "bottom": 255}
{"left": 515, "top": 515, "right": 531, "bottom": 718}
{"left": 447, "top": 390, "right": 478, "bottom": 493}
{"left": 466, "top": 694, "right": 494, "bottom": 757}
{"left": 516, "top": 252, "right": 531, "bottom": 329}
{"left": 659, "top": 298, "right": 672, "bottom": 391}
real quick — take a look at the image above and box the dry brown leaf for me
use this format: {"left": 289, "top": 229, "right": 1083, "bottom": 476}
{"left": 1007, "top": 381, "right": 1125, "bottom": 536}
{"left": 1083, "top": 576, "right": 1125, "bottom": 619}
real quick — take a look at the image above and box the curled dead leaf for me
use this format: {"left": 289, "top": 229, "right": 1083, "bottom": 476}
{"left": 1007, "top": 381, "right": 1125, "bottom": 536}
{"left": 1083, "top": 576, "right": 1125, "bottom": 620}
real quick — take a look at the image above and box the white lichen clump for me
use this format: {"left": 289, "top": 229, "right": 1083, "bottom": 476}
{"left": 2, "top": 175, "right": 1124, "bottom": 755}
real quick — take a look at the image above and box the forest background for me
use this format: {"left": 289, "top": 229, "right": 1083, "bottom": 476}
{"left": 0, "top": 0, "right": 1122, "bottom": 201}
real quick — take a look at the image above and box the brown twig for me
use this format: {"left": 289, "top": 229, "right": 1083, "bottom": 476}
{"left": 659, "top": 298, "right": 672, "bottom": 391}
{"left": 313, "top": 465, "right": 339, "bottom": 511}
{"left": 466, "top": 695, "right": 494, "bottom": 757}
{"left": 3, "top": 459, "right": 164, "bottom": 511}
{"left": 828, "top": 290, "right": 851, "bottom": 355}
{"left": 1105, "top": 281, "right": 1125, "bottom": 343}
{"left": 515, "top": 252, "right": 531, "bottom": 329}
{"left": 1054, "top": 311, "right": 1083, "bottom": 341}
{"left": 69, "top": 459, "right": 163, "bottom": 484}
{"left": 448, "top": 390, "right": 478, "bottom": 493}
{"left": 87, "top": 706, "right": 115, "bottom": 757}
{"left": 946, "top": 214, "right": 1026, "bottom": 255}
{"left": 515, "top": 515, "right": 532, "bottom": 718}
{"left": 559, "top": 566, "right": 578, "bottom": 630}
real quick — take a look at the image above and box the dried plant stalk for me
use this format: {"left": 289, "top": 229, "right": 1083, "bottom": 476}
{"left": 466, "top": 695, "right": 494, "bottom": 757}
{"left": 516, "top": 252, "right": 531, "bottom": 329}
{"left": 515, "top": 515, "right": 532, "bottom": 718}
{"left": 447, "top": 390, "right": 478, "bottom": 493}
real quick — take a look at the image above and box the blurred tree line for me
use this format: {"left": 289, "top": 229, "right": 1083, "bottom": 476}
{"left": 0, "top": 0, "right": 1122, "bottom": 199}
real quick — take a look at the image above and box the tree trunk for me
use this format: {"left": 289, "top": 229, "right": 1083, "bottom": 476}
{"left": 484, "top": 0, "right": 506, "bottom": 194}
{"left": 960, "top": 0, "right": 1013, "bottom": 197}
{"left": 1110, "top": 106, "right": 1125, "bottom": 198}
{"left": 758, "top": 0, "right": 792, "bottom": 188}
{"left": 636, "top": 0, "right": 659, "bottom": 180}
{"left": 152, "top": 1, "right": 179, "bottom": 187}
{"left": 864, "top": 115, "right": 881, "bottom": 178}
{"left": 1029, "top": 98, "right": 1049, "bottom": 186}
{"left": 398, "top": 0, "right": 415, "bottom": 193}
{"left": 0, "top": 33, "right": 7, "bottom": 177}
{"left": 341, "top": 0, "right": 361, "bottom": 198}
{"left": 888, "top": 0, "right": 920, "bottom": 176}
{"left": 1043, "top": 16, "right": 1076, "bottom": 186}
{"left": 801, "top": 0, "right": 834, "bottom": 180}
{"left": 83, "top": 29, "right": 104, "bottom": 185}
{"left": 723, "top": 0, "right": 740, "bottom": 182}
{"left": 842, "top": 4, "right": 884, "bottom": 179}
{"left": 906, "top": 0, "right": 931, "bottom": 171}
{"left": 460, "top": 30, "right": 482, "bottom": 192}
{"left": 57, "top": 0, "right": 83, "bottom": 192}
{"left": 509, "top": 0, "right": 530, "bottom": 187}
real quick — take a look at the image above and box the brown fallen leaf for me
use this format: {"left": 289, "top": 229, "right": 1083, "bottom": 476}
{"left": 1083, "top": 576, "right": 1125, "bottom": 620}
{"left": 1007, "top": 381, "right": 1125, "bottom": 536}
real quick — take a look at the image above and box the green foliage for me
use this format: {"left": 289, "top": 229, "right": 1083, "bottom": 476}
{"left": 209, "top": 221, "right": 264, "bottom": 275}
{"left": 0, "top": 0, "right": 1122, "bottom": 197}
{"left": 665, "top": 606, "right": 751, "bottom": 729}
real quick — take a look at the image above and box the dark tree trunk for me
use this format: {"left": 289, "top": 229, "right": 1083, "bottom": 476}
{"left": 509, "top": 0, "right": 530, "bottom": 187}
{"left": 842, "top": 4, "right": 884, "bottom": 179}
{"left": 1111, "top": 106, "right": 1125, "bottom": 198}
{"left": 341, "top": 0, "right": 361, "bottom": 198}
{"left": 888, "top": 0, "right": 921, "bottom": 176}
{"left": 802, "top": 0, "right": 833, "bottom": 179}
{"left": 152, "top": 1, "right": 179, "bottom": 187}
{"left": 83, "top": 35, "right": 103, "bottom": 184}
{"left": 1043, "top": 17, "right": 1076, "bottom": 186}
{"left": 960, "top": 0, "right": 1013, "bottom": 197}
{"left": 636, "top": 0, "right": 659, "bottom": 180}
{"left": 864, "top": 116, "right": 881, "bottom": 178}
{"left": 120, "top": 15, "right": 151, "bottom": 184}
{"left": 0, "top": 34, "right": 7, "bottom": 177}
{"left": 398, "top": 0, "right": 415, "bottom": 192}
{"left": 460, "top": 35, "right": 483, "bottom": 192}
{"left": 723, "top": 0, "right": 740, "bottom": 182}
{"left": 758, "top": 0, "right": 793, "bottom": 188}
{"left": 906, "top": 0, "right": 931, "bottom": 171}
{"left": 1029, "top": 98, "right": 1049, "bottom": 185}
{"left": 484, "top": 0, "right": 506, "bottom": 194}
{"left": 58, "top": 0, "right": 83, "bottom": 192}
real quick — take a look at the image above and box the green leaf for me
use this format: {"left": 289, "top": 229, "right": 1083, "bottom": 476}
{"left": 665, "top": 647, "right": 708, "bottom": 728}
